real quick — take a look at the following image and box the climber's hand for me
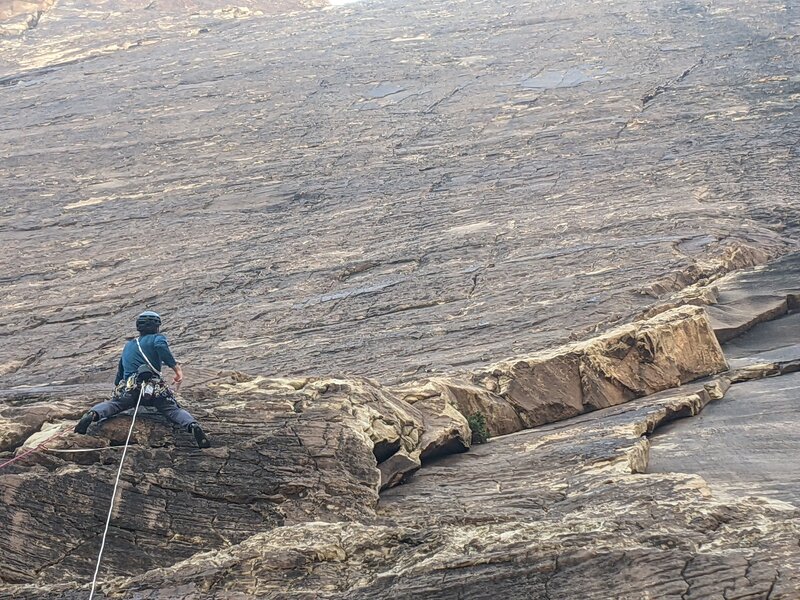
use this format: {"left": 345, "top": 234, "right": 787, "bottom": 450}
{"left": 172, "top": 364, "right": 184, "bottom": 386}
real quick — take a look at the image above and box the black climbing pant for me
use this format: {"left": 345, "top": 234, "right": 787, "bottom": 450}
{"left": 90, "top": 382, "right": 196, "bottom": 430}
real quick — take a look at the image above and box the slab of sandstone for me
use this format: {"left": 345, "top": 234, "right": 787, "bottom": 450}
{"left": 0, "top": 289, "right": 796, "bottom": 598}
{"left": 396, "top": 305, "right": 728, "bottom": 437}
{"left": 0, "top": 370, "right": 474, "bottom": 585}
{"left": 0, "top": 301, "right": 730, "bottom": 592}
{"left": 648, "top": 309, "right": 800, "bottom": 505}
{"left": 1, "top": 0, "right": 797, "bottom": 392}
{"left": 2, "top": 256, "right": 796, "bottom": 598}
{"left": 652, "top": 252, "right": 800, "bottom": 343}
{"left": 18, "top": 377, "right": 797, "bottom": 599}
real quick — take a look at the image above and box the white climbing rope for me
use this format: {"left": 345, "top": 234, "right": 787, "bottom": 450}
{"left": 88, "top": 385, "right": 145, "bottom": 600}
{"left": 44, "top": 447, "right": 125, "bottom": 454}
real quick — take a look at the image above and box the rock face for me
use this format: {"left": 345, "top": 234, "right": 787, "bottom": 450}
{"left": 1, "top": 253, "right": 799, "bottom": 598}
{"left": 0, "top": 0, "right": 324, "bottom": 36}
{"left": 0, "top": 374, "right": 457, "bottom": 586}
{"left": 1, "top": 0, "right": 800, "bottom": 596}
{"left": 395, "top": 305, "right": 728, "bottom": 436}
{"left": 649, "top": 369, "right": 800, "bottom": 504}
{"left": 0, "top": 305, "right": 725, "bottom": 588}
{"left": 1, "top": 379, "right": 374, "bottom": 587}
{"left": 648, "top": 295, "right": 800, "bottom": 505}
{"left": 1, "top": 0, "right": 798, "bottom": 389}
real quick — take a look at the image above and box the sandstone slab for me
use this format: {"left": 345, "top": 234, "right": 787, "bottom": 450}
{"left": 18, "top": 374, "right": 794, "bottom": 599}
{"left": 428, "top": 306, "right": 729, "bottom": 436}
{"left": 648, "top": 310, "right": 800, "bottom": 505}
{"left": 1, "top": 0, "right": 797, "bottom": 391}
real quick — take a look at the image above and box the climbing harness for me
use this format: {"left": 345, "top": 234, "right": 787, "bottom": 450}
{"left": 88, "top": 384, "right": 146, "bottom": 600}
{"left": 134, "top": 336, "right": 165, "bottom": 399}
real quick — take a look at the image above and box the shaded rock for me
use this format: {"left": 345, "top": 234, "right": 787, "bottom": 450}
{"left": 708, "top": 295, "right": 788, "bottom": 343}
{"left": 410, "top": 392, "right": 470, "bottom": 462}
{"left": 440, "top": 305, "right": 728, "bottom": 432}
{"left": 397, "top": 377, "right": 524, "bottom": 438}
{"left": 481, "top": 349, "right": 584, "bottom": 427}
{"left": 391, "top": 380, "right": 472, "bottom": 460}
{"left": 647, "top": 252, "right": 800, "bottom": 343}
{"left": 724, "top": 311, "right": 800, "bottom": 369}
{"left": 378, "top": 448, "right": 420, "bottom": 491}
{"left": 649, "top": 312, "right": 800, "bottom": 504}
{"left": 704, "top": 256, "right": 800, "bottom": 341}
{"left": 649, "top": 371, "right": 800, "bottom": 504}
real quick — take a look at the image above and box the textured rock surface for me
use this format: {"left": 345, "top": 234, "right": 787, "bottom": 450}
{"left": 395, "top": 305, "right": 728, "bottom": 436}
{"left": 649, "top": 370, "right": 800, "bottom": 504}
{"left": 1, "top": 0, "right": 798, "bottom": 389}
{"left": 87, "top": 262, "right": 798, "bottom": 599}
{"left": 2, "top": 0, "right": 800, "bottom": 597}
{"left": 2, "top": 257, "right": 799, "bottom": 598}
{"left": 704, "top": 253, "right": 800, "bottom": 342}
{"left": 7, "top": 362, "right": 799, "bottom": 598}
{"left": 648, "top": 307, "right": 800, "bottom": 504}
{"left": 0, "top": 305, "right": 726, "bottom": 588}
{"left": 1, "top": 377, "right": 380, "bottom": 586}
{"left": 0, "top": 0, "right": 325, "bottom": 36}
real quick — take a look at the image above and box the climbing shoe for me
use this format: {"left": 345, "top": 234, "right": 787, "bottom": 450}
{"left": 190, "top": 423, "right": 211, "bottom": 449}
{"left": 74, "top": 410, "right": 97, "bottom": 435}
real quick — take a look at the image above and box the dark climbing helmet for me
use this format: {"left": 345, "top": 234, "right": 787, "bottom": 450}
{"left": 136, "top": 311, "right": 162, "bottom": 334}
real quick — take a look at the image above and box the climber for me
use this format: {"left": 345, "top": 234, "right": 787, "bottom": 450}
{"left": 74, "top": 311, "right": 211, "bottom": 449}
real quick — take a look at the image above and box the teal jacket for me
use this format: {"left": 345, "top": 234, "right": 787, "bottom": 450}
{"left": 114, "top": 334, "right": 178, "bottom": 385}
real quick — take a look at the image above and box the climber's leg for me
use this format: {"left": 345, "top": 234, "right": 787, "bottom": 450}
{"left": 152, "top": 391, "right": 211, "bottom": 448}
{"left": 75, "top": 387, "right": 138, "bottom": 434}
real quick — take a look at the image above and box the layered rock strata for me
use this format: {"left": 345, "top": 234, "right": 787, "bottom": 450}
{"left": 2, "top": 0, "right": 798, "bottom": 389}
{"left": 0, "top": 304, "right": 725, "bottom": 588}
{"left": 110, "top": 366, "right": 800, "bottom": 599}
{"left": 2, "top": 254, "right": 799, "bottom": 598}
{"left": 394, "top": 305, "right": 728, "bottom": 439}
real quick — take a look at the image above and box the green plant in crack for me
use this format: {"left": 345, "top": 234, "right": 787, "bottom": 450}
{"left": 467, "top": 412, "right": 490, "bottom": 444}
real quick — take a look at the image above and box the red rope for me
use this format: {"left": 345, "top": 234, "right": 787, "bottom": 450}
{"left": 0, "top": 427, "right": 68, "bottom": 471}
